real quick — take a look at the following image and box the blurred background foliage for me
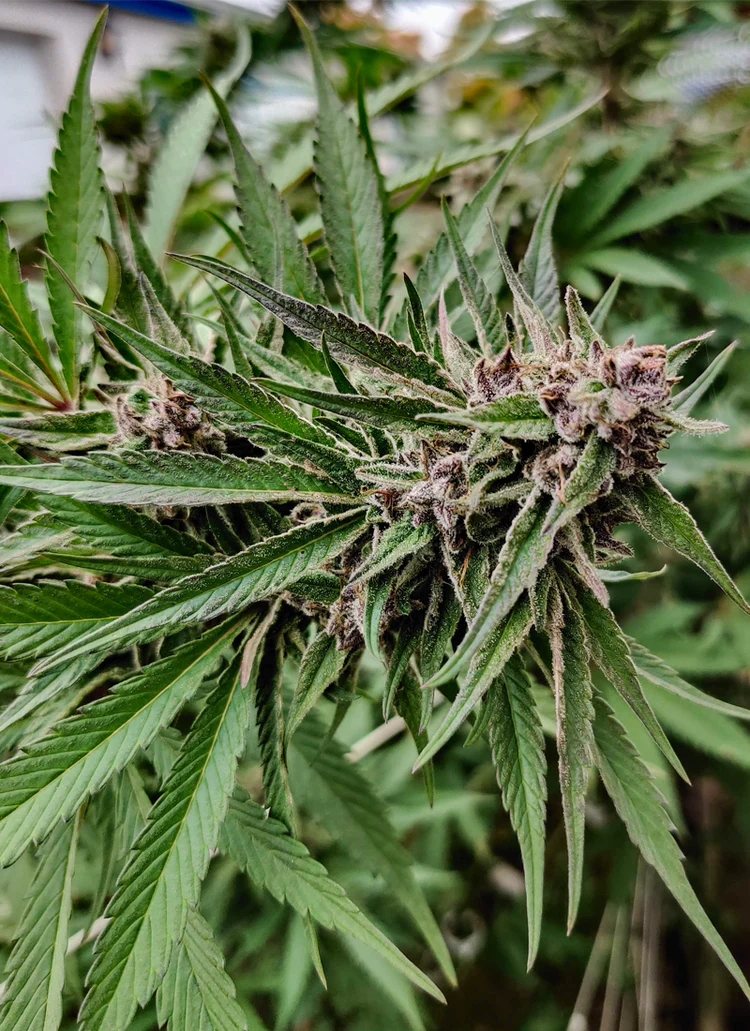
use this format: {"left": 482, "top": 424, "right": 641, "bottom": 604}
{"left": 3, "top": 1, "right": 750, "bottom": 1029}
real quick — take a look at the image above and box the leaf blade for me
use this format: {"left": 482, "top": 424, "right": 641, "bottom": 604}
{"left": 488, "top": 655, "right": 547, "bottom": 968}
{"left": 294, "top": 9, "right": 384, "bottom": 324}
{"left": 0, "top": 451, "right": 357, "bottom": 506}
{"left": 624, "top": 476, "right": 750, "bottom": 614}
{"left": 0, "top": 813, "right": 80, "bottom": 1031}
{"left": 142, "top": 30, "right": 251, "bottom": 260}
{"left": 593, "top": 695, "right": 750, "bottom": 1001}
{"left": 156, "top": 908, "right": 247, "bottom": 1031}
{"left": 0, "top": 617, "right": 245, "bottom": 867}
{"left": 44, "top": 11, "right": 106, "bottom": 397}
{"left": 223, "top": 792, "right": 444, "bottom": 1002}
{"left": 35, "top": 510, "right": 365, "bottom": 669}
{"left": 79, "top": 655, "right": 251, "bottom": 1031}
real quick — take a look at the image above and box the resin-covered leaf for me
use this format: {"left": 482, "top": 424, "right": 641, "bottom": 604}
{"left": 420, "top": 393, "right": 553, "bottom": 438}
{"left": 258, "top": 378, "right": 450, "bottom": 431}
{"left": 35, "top": 510, "right": 365, "bottom": 667}
{"left": 170, "top": 255, "right": 458, "bottom": 399}
{"left": 624, "top": 476, "right": 750, "bottom": 614}
{"left": 0, "top": 451, "right": 357, "bottom": 506}
{"left": 442, "top": 198, "right": 505, "bottom": 355}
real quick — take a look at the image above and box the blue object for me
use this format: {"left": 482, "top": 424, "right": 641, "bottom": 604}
{"left": 79, "top": 0, "right": 195, "bottom": 22}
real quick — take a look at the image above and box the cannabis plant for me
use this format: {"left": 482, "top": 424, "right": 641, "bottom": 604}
{"left": 0, "top": 8, "right": 748, "bottom": 1031}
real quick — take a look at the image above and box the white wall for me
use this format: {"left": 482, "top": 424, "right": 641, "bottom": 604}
{"left": 0, "top": 1, "right": 189, "bottom": 200}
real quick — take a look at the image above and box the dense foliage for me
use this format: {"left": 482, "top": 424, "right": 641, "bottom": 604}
{"left": 1, "top": 4, "right": 750, "bottom": 1030}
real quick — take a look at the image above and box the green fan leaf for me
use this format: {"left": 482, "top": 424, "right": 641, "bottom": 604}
{"left": 0, "top": 440, "right": 28, "bottom": 531}
{"left": 646, "top": 679, "right": 750, "bottom": 770}
{"left": 624, "top": 476, "right": 750, "bottom": 614}
{"left": 44, "top": 10, "right": 106, "bottom": 398}
{"left": 205, "top": 76, "right": 323, "bottom": 303}
{"left": 41, "top": 494, "right": 214, "bottom": 561}
{"left": 550, "top": 599, "right": 593, "bottom": 932}
{"left": 571, "top": 575, "right": 688, "bottom": 782}
{"left": 0, "top": 451, "right": 357, "bottom": 506}
{"left": 488, "top": 216, "right": 555, "bottom": 356}
{"left": 560, "top": 130, "right": 670, "bottom": 240}
{"left": 0, "top": 410, "right": 116, "bottom": 452}
{"left": 391, "top": 133, "right": 528, "bottom": 337}
{"left": 142, "top": 29, "right": 251, "bottom": 260}
{"left": 385, "top": 89, "right": 606, "bottom": 196}
{"left": 256, "top": 378, "right": 450, "bottom": 431}
{"left": 288, "top": 706, "right": 456, "bottom": 985}
{"left": 79, "top": 654, "right": 250, "bottom": 1031}
{"left": 156, "top": 908, "right": 247, "bottom": 1031}
{"left": 580, "top": 247, "right": 687, "bottom": 290}
{"left": 286, "top": 631, "right": 348, "bottom": 746}
{"left": 0, "top": 811, "right": 80, "bottom": 1031}
{"left": 519, "top": 169, "right": 565, "bottom": 323}
{"left": 221, "top": 792, "right": 444, "bottom": 1002}
{"left": 589, "top": 165, "right": 750, "bottom": 248}
{"left": 590, "top": 274, "right": 621, "bottom": 332}
{"left": 254, "top": 629, "right": 295, "bottom": 832}
{"left": 487, "top": 654, "right": 547, "bottom": 969}
{"left": 125, "top": 197, "right": 192, "bottom": 342}
{"left": 168, "top": 255, "right": 458, "bottom": 401}
{"left": 137, "top": 273, "right": 191, "bottom": 353}
{"left": 0, "top": 617, "right": 245, "bottom": 867}
{"left": 671, "top": 342, "right": 737, "bottom": 414}
{"left": 593, "top": 695, "right": 750, "bottom": 1001}
{"left": 79, "top": 306, "right": 359, "bottom": 492}
{"left": 414, "top": 595, "right": 532, "bottom": 769}
{"left": 0, "top": 580, "right": 152, "bottom": 660}
{"left": 629, "top": 639, "right": 750, "bottom": 722}
{"left": 0, "top": 660, "right": 95, "bottom": 740}
{"left": 34, "top": 509, "right": 365, "bottom": 669}
{"left": 222, "top": 315, "right": 327, "bottom": 389}
{"left": 294, "top": 8, "right": 384, "bottom": 325}
{"left": 442, "top": 197, "right": 506, "bottom": 356}
{"left": 0, "top": 221, "right": 62, "bottom": 395}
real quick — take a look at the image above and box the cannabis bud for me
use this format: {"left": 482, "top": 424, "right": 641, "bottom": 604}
{"left": 0, "top": 8, "right": 747, "bottom": 1026}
